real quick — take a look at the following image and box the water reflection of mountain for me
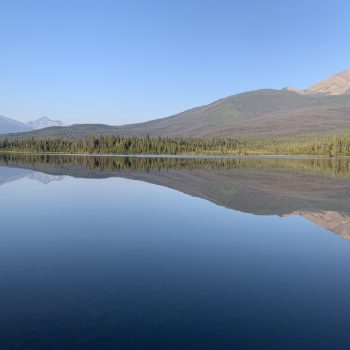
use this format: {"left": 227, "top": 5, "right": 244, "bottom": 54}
{"left": 1, "top": 154, "right": 350, "bottom": 238}
{"left": 0, "top": 166, "right": 64, "bottom": 185}
{"left": 0, "top": 167, "right": 32, "bottom": 185}
{"left": 292, "top": 211, "right": 350, "bottom": 240}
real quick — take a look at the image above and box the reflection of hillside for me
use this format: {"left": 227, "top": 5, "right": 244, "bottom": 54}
{"left": 1, "top": 154, "right": 350, "bottom": 237}
{"left": 115, "top": 167, "right": 350, "bottom": 216}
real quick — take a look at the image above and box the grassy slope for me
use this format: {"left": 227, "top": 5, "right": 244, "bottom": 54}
{"left": 2, "top": 89, "right": 350, "bottom": 140}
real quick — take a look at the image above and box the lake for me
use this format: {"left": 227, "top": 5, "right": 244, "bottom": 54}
{"left": 1, "top": 154, "right": 350, "bottom": 349}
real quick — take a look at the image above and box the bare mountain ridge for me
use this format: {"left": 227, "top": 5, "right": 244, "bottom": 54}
{"left": 286, "top": 68, "right": 350, "bottom": 96}
{"left": 2, "top": 68, "right": 350, "bottom": 139}
{"left": 307, "top": 68, "right": 350, "bottom": 95}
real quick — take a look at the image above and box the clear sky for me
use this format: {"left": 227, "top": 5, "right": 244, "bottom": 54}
{"left": 1, "top": 0, "right": 350, "bottom": 125}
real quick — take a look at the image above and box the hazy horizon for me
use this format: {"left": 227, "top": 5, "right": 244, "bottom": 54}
{"left": 1, "top": 0, "right": 350, "bottom": 125}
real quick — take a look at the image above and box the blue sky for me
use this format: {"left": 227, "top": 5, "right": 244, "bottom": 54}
{"left": 1, "top": 0, "right": 350, "bottom": 125}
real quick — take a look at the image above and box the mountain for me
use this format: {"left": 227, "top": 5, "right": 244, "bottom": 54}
{"left": 285, "top": 68, "right": 350, "bottom": 96}
{"left": 0, "top": 115, "right": 32, "bottom": 134}
{"left": 114, "top": 89, "right": 350, "bottom": 138}
{"left": 5, "top": 90, "right": 350, "bottom": 140}
{"left": 306, "top": 68, "right": 350, "bottom": 96}
{"left": 27, "top": 116, "right": 64, "bottom": 130}
{"left": 0, "top": 115, "right": 64, "bottom": 134}
{"left": 2, "top": 68, "right": 350, "bottom": 139}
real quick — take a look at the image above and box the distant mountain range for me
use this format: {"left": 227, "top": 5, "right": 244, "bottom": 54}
{"left": 0, "top": 115, "right": 31, "bottom": 134}
{"left": 27, "top": 117, "right": 64, "bottom": 130}
{"left": 0, "top": 116, "right": 64, "bottom": 134}
{"left": 2, "top": 68, "right": 350, "bottom": 139}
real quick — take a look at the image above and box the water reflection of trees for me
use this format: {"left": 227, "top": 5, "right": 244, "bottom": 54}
{"left": 1, "top": 153, "right": 350, "bottom": 177}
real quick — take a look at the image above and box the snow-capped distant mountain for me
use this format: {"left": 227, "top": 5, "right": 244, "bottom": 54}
{"left": 0, "top": 166, "right": 64, "bottom": 186}
{"left": 0, "top": 115, "right": 65, "bottom": 134}
{"left": 27, "top": 116, "right": 64, "bottom": 130}
{"left": 0, "top": 115, "right": 31, "bottom": 134}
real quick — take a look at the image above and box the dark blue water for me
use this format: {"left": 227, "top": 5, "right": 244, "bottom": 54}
{"left": 1, "top": 155, "right": 350, "bottom": 349}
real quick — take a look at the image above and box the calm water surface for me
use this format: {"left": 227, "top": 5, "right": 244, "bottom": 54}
{"left": 1, "top": 154, "right": 350, "bottom": 349}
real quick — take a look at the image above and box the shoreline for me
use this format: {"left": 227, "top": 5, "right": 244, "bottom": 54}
{"left": 0, "top": 151, "right": 349, "bottom": 160}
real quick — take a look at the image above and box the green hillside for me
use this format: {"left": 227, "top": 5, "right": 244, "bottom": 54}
{"left": 3, "top": 89, "right": 350, "bottom": 140}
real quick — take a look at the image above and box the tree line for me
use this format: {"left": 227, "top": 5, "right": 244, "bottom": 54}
{"left": 1, "top": 134, "right": 350, "bottom": 156}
